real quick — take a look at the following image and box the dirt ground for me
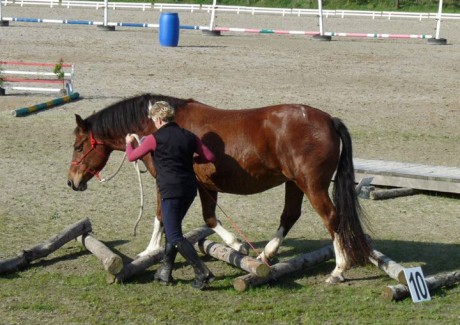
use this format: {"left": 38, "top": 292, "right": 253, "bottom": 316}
{"left": 0, "top": 6, "right": 459, "bottom": 275}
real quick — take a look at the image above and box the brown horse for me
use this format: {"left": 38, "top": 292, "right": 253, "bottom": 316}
{"left": 67, "top": 94, "right": 371, "bottom": 283}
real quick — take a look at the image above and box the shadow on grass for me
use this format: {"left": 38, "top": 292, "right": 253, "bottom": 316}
{"left": 251, "top": 237, "right": 460, "bottom": 291}
{"left": 278, "top": 237, "right": 460, "bottom": 275}
{"left": 0, "top": 239, "right": 129, "bottom": 277}
{"left": 2, "top": 237, "right": 458, "bottom": 296}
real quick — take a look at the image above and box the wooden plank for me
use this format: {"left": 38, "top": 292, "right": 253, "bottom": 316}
{"left": 354, "top": 159, "right": 460, "bottom": 180}
{"left": 353, "top": 158, "right": 460, "bottom": 194}
{"left": 355, "top": 173, "right": 460, "bottom": 194}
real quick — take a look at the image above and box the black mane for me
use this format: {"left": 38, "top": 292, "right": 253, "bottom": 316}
{"left": 85, "top": 94, "right": 189, "bottom": 139}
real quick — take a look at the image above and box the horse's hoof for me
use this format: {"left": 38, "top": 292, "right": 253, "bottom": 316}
{"left": 325, "top": 275, "right": 345, "bottom": 284}
{"left": 239, "top": 242, "right": 250, "bottom": 255}
{"left": 256, "top": 254, "right": 272, "bottom": 266}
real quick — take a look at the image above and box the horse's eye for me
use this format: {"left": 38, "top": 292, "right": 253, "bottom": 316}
{"left": 74, "top": 145, "right": 83, "bottom": 152}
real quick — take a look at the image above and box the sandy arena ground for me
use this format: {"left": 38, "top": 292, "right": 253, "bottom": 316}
{"left": 1, "top": 6, "right": 459, "bottom": 164}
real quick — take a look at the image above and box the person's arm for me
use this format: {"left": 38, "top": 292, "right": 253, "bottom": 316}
{"left": 125, "top": 134, "right": 157, "bottom": 162}
{"left": 194, "top": 136, "right": 215, "bottom": 164}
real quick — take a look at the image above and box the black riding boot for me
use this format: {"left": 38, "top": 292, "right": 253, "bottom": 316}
{"left": 176, "top": 238, "right": 215, "bottom": 290}
{"left": 154, "top": 241, "right": 177, "bottom": 285}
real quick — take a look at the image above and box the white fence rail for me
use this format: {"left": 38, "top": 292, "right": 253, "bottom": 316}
{"left": 2, "top": 0, "right": 460, "bottom": 21}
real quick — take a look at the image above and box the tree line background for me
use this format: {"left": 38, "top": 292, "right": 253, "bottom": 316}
{"left": 161, "top": 0, "right": 459, "bottom": 12}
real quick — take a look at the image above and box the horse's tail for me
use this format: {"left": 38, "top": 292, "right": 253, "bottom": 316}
{"left": 332, "top": 117, "right": 372, "bottom": 265}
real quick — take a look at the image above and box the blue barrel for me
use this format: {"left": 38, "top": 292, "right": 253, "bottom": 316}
{"left": 159, "top": 12, "right": 179, "bottom": 47}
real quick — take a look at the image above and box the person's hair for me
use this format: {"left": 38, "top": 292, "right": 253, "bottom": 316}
{"left": 148, "top": 101, "right": 175, "bottom": 122}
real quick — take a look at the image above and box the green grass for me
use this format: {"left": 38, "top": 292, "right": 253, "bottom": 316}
{"left": 2, "top": 262, "right": 459, "bottom": 324}
{"left": 2, "top": 199, "right": 460, "bottom": 324}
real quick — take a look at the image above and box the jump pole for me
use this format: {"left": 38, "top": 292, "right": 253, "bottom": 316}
{"left": 213, "top": 27, "right": 432, "bottom": 40}
{"left": 12, "top": 92, "right": 80, "bottom": 117}
{"left": 3, "top": 17, "right": 208, "bottom": 30}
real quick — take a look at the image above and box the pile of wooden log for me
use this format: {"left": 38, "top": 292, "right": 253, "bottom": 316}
{"left": 1, "top": 217, "right": 458, "bottom": 301}
{"left": 0, "top": 217, "right": 123, "bottom": 276}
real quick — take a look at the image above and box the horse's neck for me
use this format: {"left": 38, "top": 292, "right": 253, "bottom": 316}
{"left": 103, "top": 125, "right": 155, "bottom": 152}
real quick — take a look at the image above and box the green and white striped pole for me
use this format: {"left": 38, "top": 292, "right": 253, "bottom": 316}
{"left": 12, "top": 92, "right": 80, "bottom": 117}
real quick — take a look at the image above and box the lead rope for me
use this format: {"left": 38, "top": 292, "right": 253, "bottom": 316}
{"left": 99, "top": 134, "right": 145, "bottom": 236}
{"left": 196, "top": 180, "right": 272, "bottom": 271}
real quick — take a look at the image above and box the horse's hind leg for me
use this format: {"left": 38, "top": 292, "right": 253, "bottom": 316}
{"left": 258, "top": 181, "right": 304, "bottom": 263}
{"left": 304, "top": 186, "right": 349, "bottom": 284}
{"left": 198, "top": 187, "right": 249, "bottom": 255}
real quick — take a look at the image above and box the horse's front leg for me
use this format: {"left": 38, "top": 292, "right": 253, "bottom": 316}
{"left": 198, "top": 187, "right": 249, "bottom": 255}
{"left": 136, "top": 187, "right": 163, "bottom": 258}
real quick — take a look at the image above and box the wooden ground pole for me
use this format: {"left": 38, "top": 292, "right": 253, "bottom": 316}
{"left": 196, "top": 239, "right": 270, "bottom": 277}
{"left": 369, "top": 249, "right": 406, "bottom": 284}
{"left": 0, "top": 217, "right": 92, "bottom": 274}
{"left": 77, "top": 234, "right": 123, "bottom": 275}
{"left": 109, "top": 225, "right": 214, "bottom": 283}
{"left": 233, "top": 245, "right": 334, "bottom": 292}
{"left": 383, "top": 269, "right": 460, "bottom": 301}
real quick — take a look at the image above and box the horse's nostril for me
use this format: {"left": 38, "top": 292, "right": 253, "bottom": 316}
{"left": 67, "top": 180, "right": 73, "bottom": 188}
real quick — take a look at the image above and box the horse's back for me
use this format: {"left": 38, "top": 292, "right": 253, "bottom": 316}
{"left": 178, "top": 102, "right": 340, "bottom": 193}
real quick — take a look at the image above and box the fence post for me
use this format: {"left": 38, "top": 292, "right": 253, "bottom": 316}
{"left": 428, "top": 0, "right": 447, "bottom": 45}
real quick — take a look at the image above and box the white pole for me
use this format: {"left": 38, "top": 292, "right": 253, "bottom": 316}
{"left": 317, "top": 0, "right": 324, "bottom": 36}
{"left": 209, "top": 0, "right": 217, "bottom": 31}
{"left": 435, "top": 0, "right": 443, "bottom": 39}
{"left": 104, "top": 0, "right": 108, "bottom": 26}
{"left": 0, "top": 0, "right": 8, "bottom": 26}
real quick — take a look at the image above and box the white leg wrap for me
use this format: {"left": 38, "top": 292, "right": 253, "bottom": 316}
{"left": 136, "top": 217, "right": 163, "bottom": 258}
{"left": 326, "top": 233, "right": 347, "bottom": 283}
{"left": 258, "top": 227, "right": 284, "bottom": 262}
{"left": 213, "top": 222, "right": 244, "bottom": 253}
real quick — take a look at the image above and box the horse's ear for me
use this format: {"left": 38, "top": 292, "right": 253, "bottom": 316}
{"left": 75, "top": 114, "right": 87, "bottom": 131}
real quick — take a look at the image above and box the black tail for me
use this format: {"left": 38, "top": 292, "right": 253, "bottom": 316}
{"left": 332, "top": 118, "right": 372, "bottom": 265}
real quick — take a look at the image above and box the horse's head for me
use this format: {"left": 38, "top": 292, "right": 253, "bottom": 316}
{"left": 67, "top": 114, "right": 111, "bottom": 191}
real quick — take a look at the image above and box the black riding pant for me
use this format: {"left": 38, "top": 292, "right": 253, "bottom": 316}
{"left": 161, "top": 196, "right": 195, "bottom": 246}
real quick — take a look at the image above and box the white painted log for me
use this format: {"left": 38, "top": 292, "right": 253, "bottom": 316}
{"left": 109, "top": 225, "right": 214, "bottom": 283}
{"left": 0, "top": 217, "right": 92, "bottom": 274}
{"left": 369, "top": 249, "right": 406, "bottom": 284}
{"left": 383, "top": 269, "right": 460, "bottom": 301}
{"left": 196, "top": 239, "right": 270, "bottom": 278}
{"left": 77, "top": 234, "right": 123, "bottom": 275}
{"left": 233, "top": 245, "right": 334, "bottom": 292}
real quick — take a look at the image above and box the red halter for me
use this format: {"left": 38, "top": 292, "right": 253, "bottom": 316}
{"left": 71, "top": 131, "right": 106, "bottom": 181}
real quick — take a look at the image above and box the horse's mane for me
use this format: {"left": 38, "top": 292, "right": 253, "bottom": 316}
{"left": 85, "top": 94, "right": 189, "bottom": 139}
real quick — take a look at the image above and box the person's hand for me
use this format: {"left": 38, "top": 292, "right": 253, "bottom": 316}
{"left": 125, "top": 134, "right": 135, "bottom": 144}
